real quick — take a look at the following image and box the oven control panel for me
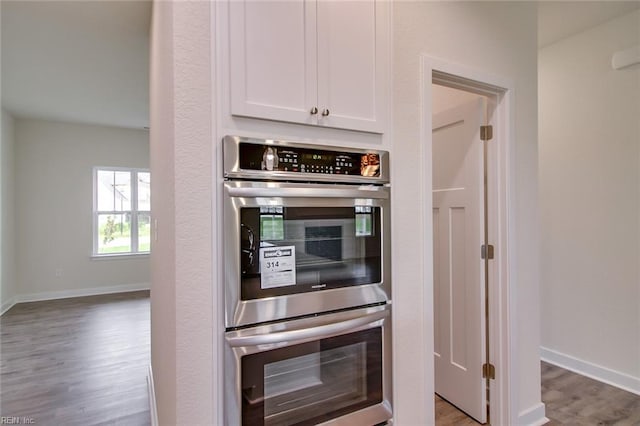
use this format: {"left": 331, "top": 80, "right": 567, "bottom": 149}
{"left": 239, "top": 143, "right": 378, "bottom": 177}
{"left": 226, "top": 138, "right": 387, "bottom": 182}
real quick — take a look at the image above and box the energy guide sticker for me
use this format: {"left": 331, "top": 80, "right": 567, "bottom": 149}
{"left": 259, "top": 246, "right": 296, "bottom": 289}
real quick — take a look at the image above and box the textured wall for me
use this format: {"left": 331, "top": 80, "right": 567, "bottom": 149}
{"left": 149, "top": 0, "right": 177, "bottom": 423}
{"left": 172, "top": 0, "right": 214, "bottom": 423}
{"left": 393, "top": 2, "right": 541, "bottom": 423}
{"left": 149, "top": 0, "right": 215, "bottom": 424}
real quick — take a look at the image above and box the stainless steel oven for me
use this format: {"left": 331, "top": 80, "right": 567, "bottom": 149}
{"left": 223, "top": 136, "right": 391, "bottom": 328}
{"left": 224, "top": 304, "right": 392, "bottom": 426}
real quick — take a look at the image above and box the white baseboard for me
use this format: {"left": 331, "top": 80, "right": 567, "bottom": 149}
{"left": 1, "top": 296, "right": 17, "bottom": 316}
{"left": 541, "top": 346, "right": 640, "bottom": 396}
{"left": 148, "top": 364, "right": 158, "bottom": 426}
{"left": 517, "top": 402, "right": 548, "bottom": 426}
{"left": 14, "top": 282, "right": 150, "bottom": 304}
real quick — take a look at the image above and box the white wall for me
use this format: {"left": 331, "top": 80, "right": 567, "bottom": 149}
{"left": 1, "top": 109, "right": 17, "bottom": 313}
{"left": 150, "top": 0, "right": 215, "bottom": 424}
{"left": 14, "top": 118, "right": 149, "bottom": 299}
{"left": 539, "top": 10, "right": 640, "bottom": 391}
{"left": 393, "top": 2, "right": 543, "bottom": 424}
{"left": 149, "top": 1, "right": 177, "bottom": 422}
{"left": 432, "top": 85, "right": 482, "bottom": 115}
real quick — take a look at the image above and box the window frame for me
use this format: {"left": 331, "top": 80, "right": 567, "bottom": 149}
{"left": 92, "top": 166, "right": 151, "bottom": 257}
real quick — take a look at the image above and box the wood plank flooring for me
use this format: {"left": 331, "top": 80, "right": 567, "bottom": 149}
{"left": 3, "top": 292, "right": 640, "bottom": 425}
{"left": 436, "top": 362, "right": 640, "bottom": 425}
{"left": 0, "top": 291, "right": 150, "bottom": 426}
{"left": 542, "top": 361, "right": 640, "bottom": 425}
{"left": 435, "top": 394, "right": 481, "bottom": 425}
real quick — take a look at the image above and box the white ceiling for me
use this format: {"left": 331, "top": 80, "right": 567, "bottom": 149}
{"left": 1, "top": 1, "right": 638, "bottom": 130}
{"left": 1, "top": 0, "right": 151, "bottom": 130}
{"left": 538, "top": 1, "right": 640, "bottom": 48}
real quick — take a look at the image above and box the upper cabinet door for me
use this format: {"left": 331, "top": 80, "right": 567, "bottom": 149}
{"left": 316, "top": 0, "right": 388, "bottom": 134}
{"left": 229, "top": 0, "right": 317, "bottom": 124}
{"left": 228, "top": 0, "right": 388, "bottom": 134}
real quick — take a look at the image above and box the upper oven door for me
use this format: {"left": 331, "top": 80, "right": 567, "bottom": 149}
{"left": 224, "top": 181, "right": 391, "bottom": 328}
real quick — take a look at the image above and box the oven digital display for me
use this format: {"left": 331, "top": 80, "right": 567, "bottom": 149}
{"left": 238, "top": 142, "right": 381, "bottom": 177}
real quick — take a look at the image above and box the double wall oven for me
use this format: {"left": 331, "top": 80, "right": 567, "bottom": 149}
{"left": 223, "top": 136, "right": 392, "bottom": 425}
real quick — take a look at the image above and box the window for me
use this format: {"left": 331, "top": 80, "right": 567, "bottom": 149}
{"left": 260, "top": 206, "right": 284, "bottom": 240}
{"left": 355, "top": 206, "right": 373, "bottom": 237}
{"left": 93, "top": 167, "right": 151, "bottom": 255}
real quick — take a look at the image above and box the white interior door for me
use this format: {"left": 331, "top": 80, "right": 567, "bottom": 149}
{"left": 433, "top": 97, "right": 487, "bottom": 423}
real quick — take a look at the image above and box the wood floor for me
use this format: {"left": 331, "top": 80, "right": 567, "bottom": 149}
{"left": 436, "top": 362, "right": 640, "bottom": 425}
{"left": 435, "top": 394, "right": 482, "bottom": 425}
{"left": 3, "top": 292, "right": 640, "bottom": 425}
{"left": 0, "top": 291, "right": 151, "bottom": 426}
{"left": 541, "top": 361, "right": 640, "bottom": 425}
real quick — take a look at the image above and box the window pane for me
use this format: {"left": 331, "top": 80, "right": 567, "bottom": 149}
{"left": 97, "top": 170, "right": 131, "bottom": 212}
{"left": 260, "top": 215, "right": 284, "bottom": 240}
{"left": 97, "top": 170, "right": 115, "bottom": 211}
{"left": 138, "top": 172, "right": 151, "bottom": 211}
{"left": 114, "top": 171, "right": 132, "bottom": 211}
{"left": 98, "top": 213, "right": 131, "bottom": 254}
{"left": 355, "top": 213, "right": 372, "bottom": 236}
{"left": 138, "top": 212, "right": 151, "bottom": 252}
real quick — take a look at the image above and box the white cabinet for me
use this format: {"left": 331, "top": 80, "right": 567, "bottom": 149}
{"left": 228, "top": 0, "right": 389, "bottom": 134}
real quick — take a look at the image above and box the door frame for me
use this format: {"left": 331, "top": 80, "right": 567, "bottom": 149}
{"left": 420, "top": 55, "right": 515, "bottom": 425}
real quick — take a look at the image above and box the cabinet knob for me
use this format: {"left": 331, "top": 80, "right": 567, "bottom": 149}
{"left": 310, "top": 107, "right": 318, "bottom": 115}
{"left": 321, "top": 108, "right": 330, "bottom": 117}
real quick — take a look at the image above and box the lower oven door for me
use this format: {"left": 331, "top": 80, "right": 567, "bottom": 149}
{"left": 224, "top": 304, "right": 392, "bottom": 426}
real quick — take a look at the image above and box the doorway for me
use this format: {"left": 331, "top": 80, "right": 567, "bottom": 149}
{"left": 422, "top": 57, "right": 513, "bottom": 425}
{"left": 432, "top": 86, "right": 490, "bottom": 424}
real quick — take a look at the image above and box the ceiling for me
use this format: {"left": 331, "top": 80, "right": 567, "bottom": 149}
{"left": 538, "top": 1, "right": 640, "bottom": 48}
{"left": 1, "top": 1, "right": 151, "bottom": 130}
{"left": 1, "top": 1, "right": 639, "bottom": 130}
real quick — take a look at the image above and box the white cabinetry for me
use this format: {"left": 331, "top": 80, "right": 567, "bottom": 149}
{"left": 228, "top": 0, "right": 388, "bottom": 134}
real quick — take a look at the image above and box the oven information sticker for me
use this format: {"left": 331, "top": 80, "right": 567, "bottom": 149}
{"left": 259, "top": 246, "right": 296, "bottom": 289}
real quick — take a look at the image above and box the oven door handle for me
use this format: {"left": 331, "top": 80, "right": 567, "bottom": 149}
{"left": 226, "top": 309, "right": 389, "bottom": 348}
{"left": 226, "top": 185, "right": 388, "bottom": 199}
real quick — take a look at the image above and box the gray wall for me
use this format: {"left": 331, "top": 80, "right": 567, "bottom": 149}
{"left": 1, "top": 109, "right": 17, "bottom": 313}
{"left": 14, "top": 118, "right": 150, "bottom": 299}
{"left": 539, "top": 9, "right": 640, "bottom": 389}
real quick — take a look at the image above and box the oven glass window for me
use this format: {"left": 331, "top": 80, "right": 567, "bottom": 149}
{"left": 240, "top": 206, "right": 382, "bottom": 299}
{"left": 241, "top": 327, "right": 382, "bottom": 426}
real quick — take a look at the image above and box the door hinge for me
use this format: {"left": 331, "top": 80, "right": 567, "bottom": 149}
{"left": 481, "top": 244, "right": 494, "bottom": 260}
{"left": 480, "top": 125, "right": 493, "bottom": 141}
{"left": 482, "top": 363, "right": 496, "bottom": 380}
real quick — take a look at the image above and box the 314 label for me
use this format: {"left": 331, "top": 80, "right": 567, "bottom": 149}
{"left": 259, "top": 246, "right": 296, "bottom": 289}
